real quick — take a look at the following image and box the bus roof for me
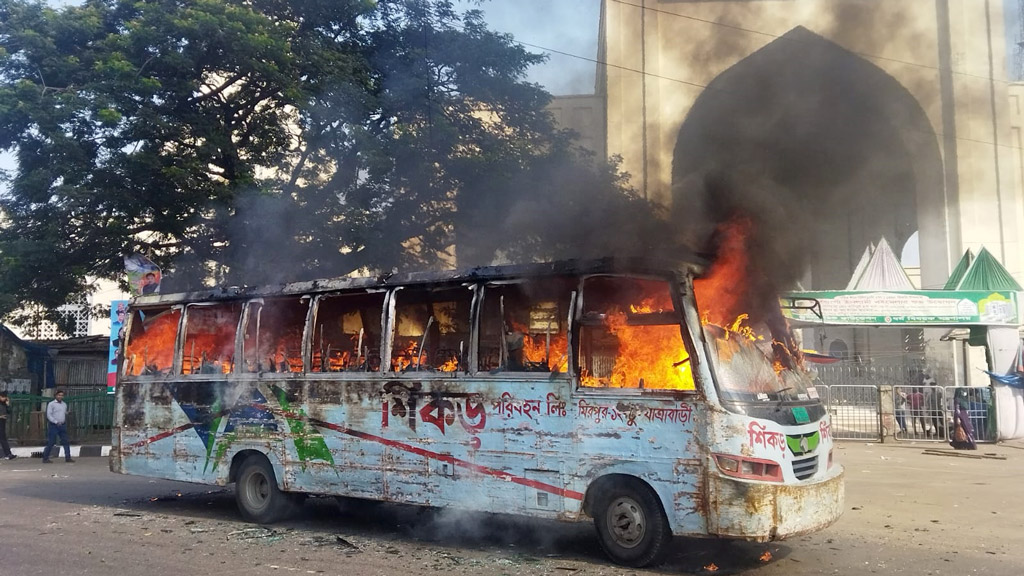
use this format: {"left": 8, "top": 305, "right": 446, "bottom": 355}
{"left": 131, "top": 256, "right": 708, "bottom": 307}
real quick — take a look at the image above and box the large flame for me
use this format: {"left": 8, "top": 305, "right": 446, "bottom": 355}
{"left": 693, "top": 217, "right": 751, "bottom": 327}
{"left": 581, "top": 283, "right": 694, "bottom": 390}
{"left": 123, "top": 218, "right": 800, "bottom": 386}
{"left": 694, "top": 217, "right": 804, "bottom": 373}
{"left": 124, "top": 309, "right": 180, "bottom": 375}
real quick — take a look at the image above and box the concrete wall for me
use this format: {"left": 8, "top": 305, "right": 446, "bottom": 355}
{"left": 547, "top": 94, "right": 607, "bottom": 159}
{"left": 0, "top": 330, "right": 33, "bottom": 393}
{"left": 601, "top": 0, "right": 1024, "bottom": 289}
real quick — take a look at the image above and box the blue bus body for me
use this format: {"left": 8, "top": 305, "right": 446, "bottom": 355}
{"left": 111, "top": 259, "right": 843, "bottom": 566}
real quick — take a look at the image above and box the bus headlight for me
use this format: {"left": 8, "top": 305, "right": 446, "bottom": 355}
{"left": 713, "top": 453, "right": 783, "bottom": 482}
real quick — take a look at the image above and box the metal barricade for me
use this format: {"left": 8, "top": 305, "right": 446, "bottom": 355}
{"left": 64, "top": 392, "right": 116, "bottom": 443}
{"left": 892, "top": 385, "right": 946, "bottom": 441}
{"left": 824, "top": 384, "right": 881, "bottom": 440}
{"left": 6, "top": 392, "right": 115, "bottom": 445}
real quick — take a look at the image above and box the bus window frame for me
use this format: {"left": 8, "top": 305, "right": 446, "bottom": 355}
{"left": 236, "top": 295, "right": 314, "bottom": 377}
{"left": 306, "top": 290, "right": 388, "bottom": 377}
{"left": 572, "top": 273, "right": 701, "bottom": 398}
{"left": 473, "top": 280, "right": 576, "bottom": 382}
{"left": 179, "top": 301, "right": 245, "bottom": 378}
{"left": 120, "top": 303, "right": 185, "bottom": 380}
{"left": 383, "top": 283, "right": 477, "bottom": 378}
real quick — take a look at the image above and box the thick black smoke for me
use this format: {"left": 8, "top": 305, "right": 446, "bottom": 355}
{"left": 672, "top": 26, "right": 930, "bottom": 305}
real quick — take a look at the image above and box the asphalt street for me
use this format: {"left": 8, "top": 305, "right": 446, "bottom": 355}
{"left": 0, "top": 441, "right": 1020, "bottom": 575}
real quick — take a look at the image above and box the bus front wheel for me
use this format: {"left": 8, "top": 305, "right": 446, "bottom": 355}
{"left": 235, "top": 455, "right": 297, "bottom": 524}
{"left": 593, "top": 479, "right": 672, "bottom": 568}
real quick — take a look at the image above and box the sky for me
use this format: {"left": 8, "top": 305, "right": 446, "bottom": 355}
{"left": 456, "top": 0, "right": 601, "bottom": 95}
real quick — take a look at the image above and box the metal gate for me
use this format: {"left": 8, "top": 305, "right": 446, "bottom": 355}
{"left": 892, "top": 385, "right": 995, "bottom": 443}
{"left": 820, "top": 384, "right": 882, "bottom": 440}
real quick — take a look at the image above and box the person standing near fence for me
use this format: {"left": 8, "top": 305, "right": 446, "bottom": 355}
{"left": 0, "top": 391, "right": 16, "bottom": 460}
{"left": 950, "top": 388, "right": 977, "bottom": 450}
{"left": 908, "top": 387, "right": 926, "bottom": 435}
{"left": 41, "top": 390, "right": 74, "bottom": 464}
{"left": 924, "top": 375, "right": 945, "bottom": 439}
{"left": 894, "top": 387, "right": 909, "bottom": 434}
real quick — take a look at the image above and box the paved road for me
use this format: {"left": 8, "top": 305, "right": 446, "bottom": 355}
{"left": 0, "top": 441, "right": 1020, "bottom": 575}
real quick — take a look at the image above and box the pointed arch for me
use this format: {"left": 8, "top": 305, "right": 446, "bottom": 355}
{"left": 671, "top": 26, "right": 945, "bottom": 290}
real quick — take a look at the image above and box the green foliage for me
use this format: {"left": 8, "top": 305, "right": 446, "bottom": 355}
{"left": 0, "top": 0, "right": 671, "bottom": 320}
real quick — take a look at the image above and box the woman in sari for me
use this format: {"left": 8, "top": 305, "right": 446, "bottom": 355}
{"left": 950, "top": 389, "right": 977, "bottom": 450}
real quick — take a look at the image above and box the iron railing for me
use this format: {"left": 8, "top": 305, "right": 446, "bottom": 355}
{"left": 6, "top": 392, "right": 114, "bottom": 445}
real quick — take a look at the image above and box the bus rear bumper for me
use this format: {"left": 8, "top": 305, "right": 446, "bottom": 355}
{"left": 704, "top": 467, "right": 845, "bottom": 541}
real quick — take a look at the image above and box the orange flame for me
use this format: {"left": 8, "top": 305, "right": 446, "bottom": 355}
{"left": 693, "top": 217, "right": 803, "bottom": 373}
{"left": 591, "top": 310, "right": 694, "bottom": 389}
{"left": 510, "top": 321, "right": 569, "bottom": 372}
{"left": 694, "top": 217, "right": 751, "bottom": 327}
{"left": 124, "top": 310, "right": 180, "bottom": 375}
{"left": 391, "top": 340, "right": 427, "bottom": 372}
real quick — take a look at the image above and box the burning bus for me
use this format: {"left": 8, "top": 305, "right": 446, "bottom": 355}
{"left": 111, "top": 253, "right": 843, "bottom": 567}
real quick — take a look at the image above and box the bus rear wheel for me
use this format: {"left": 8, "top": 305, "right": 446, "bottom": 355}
{"left": 593, "top": 479, "right": 672, "bottom": 567}
{"left": 235, "top": 455, "right": 297, "bottom": 524}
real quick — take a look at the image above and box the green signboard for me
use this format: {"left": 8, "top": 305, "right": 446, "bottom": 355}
{"left": 781, "top": 290, "right": 1020, "bottom": 326}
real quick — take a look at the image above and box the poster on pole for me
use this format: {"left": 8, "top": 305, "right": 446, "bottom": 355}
{"left": 108, "top": 300, "right": 129, "bottom": 394}
{"left": 124, "top": 254, "right": 162, "bottom": 297}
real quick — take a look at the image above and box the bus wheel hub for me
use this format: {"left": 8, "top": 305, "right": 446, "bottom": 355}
{"left": 608, "top": 497, "right": 646, "bottom": 548}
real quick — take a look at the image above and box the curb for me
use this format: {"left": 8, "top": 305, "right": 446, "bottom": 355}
{"left": 7, "top": 446, "right": 112, "bottom": 458}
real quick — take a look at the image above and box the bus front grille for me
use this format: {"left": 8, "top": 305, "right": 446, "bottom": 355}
{"left": 792, "top": 456, "right": 818, "bottom": 480}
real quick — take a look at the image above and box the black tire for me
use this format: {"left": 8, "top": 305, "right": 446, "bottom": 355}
{"left": 593, "top": 479, "right": 672, "bottom": 568}
{"left": 235, "top": 455, "right": 297, "bottom": 524}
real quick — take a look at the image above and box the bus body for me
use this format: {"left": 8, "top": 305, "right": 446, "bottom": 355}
{"left": 111, "top": 258, "right": 843, "bottom": 567}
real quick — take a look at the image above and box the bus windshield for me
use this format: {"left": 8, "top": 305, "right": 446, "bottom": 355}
{"left": 703, "top": 324, "right": 817, "bottom": 404}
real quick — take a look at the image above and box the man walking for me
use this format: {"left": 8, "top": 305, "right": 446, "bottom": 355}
{"left": 41, "top": 390, "right": 74, "bottom": 464}
{"left": 0, "top": 391, "right": 17, "bottom": 459}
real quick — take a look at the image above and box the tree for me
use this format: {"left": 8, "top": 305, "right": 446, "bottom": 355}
{"left": 0, "top": 0, "right": 672, "bottom": 324}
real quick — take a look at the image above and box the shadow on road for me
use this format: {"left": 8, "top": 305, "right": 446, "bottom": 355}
{"left": 3, "top": 461, "right": 789, "bottom": 573}
{"left": 140, "top": 489, "right": 790, "bottom": 573}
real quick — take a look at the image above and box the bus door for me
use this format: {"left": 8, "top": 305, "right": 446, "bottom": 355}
{"left": 574, "top": 274, "right": 707, "bottom": 534}
{"left": 380, "top": 284, "right": 479, "bottom": 505}
{"left": 476, "top": 277, "right": 577, "bottom": 516}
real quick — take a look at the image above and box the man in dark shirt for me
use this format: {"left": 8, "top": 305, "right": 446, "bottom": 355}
{"left": 0, "top": 391, "right": 16, "bottom": 459}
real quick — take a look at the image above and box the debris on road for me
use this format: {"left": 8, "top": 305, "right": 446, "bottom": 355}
{"left": 227, "top": 527, "right": 279, "bottom": 541}
{"left": 922, "top": 449, "right": 1007, "bottom": 460}
{"left": 112, "top": 511, "right": 142, "bottom": 517}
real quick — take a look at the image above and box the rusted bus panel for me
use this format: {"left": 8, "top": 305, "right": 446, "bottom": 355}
{"left": 112, "top": 371, "right": 714, "bottom": 529}
{"left": 701, "top": 409, "right": 844, "bottom": 539}
{"left": 565, "top": 392, "right": 708, "bottom": 535}
{"left": 705, "top": 469, "right": 845, "bottom": 540}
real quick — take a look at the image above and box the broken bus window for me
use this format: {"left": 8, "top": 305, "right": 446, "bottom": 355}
{"left": 578, "top": 276, "right": 694, "bottom": 390}
{"left": 181, "top": 302, "right": 243, "bottom": 375}
{"left": 478, "top": 277, "right": 574, "bottom": 373}
{"left": 242, "top": 297, "right": 310, "bottom": 373}
{"left": 390, "top": 287, "right": 473, "bottom": 372}
{"left": 311, "top": 292, "right": 386, "bottom": 372}
{"left": 123, "top": 306, "right": 181, "bottom": 376}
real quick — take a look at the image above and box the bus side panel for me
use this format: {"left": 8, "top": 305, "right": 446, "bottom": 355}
{"left": 115, "top": 380, "right": 224, "bottom": 485}
{"left": 568, "top": 395, "right": 708, "bottom": 536}
{"left": 115, "top": 379, "right": 293, "bottom": 487}
{"left": 271, "top": 378, "right": 581, "bottom": 519}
